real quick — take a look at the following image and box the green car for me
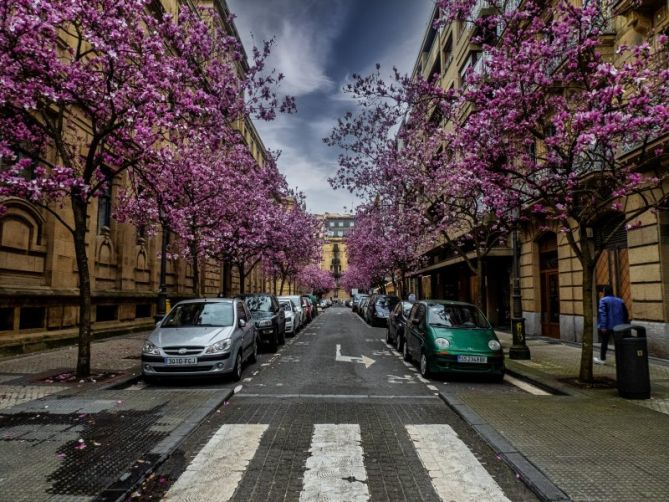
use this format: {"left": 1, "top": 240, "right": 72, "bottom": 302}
{"left": 403, "top": 300, "right": 505, "bottom": 381}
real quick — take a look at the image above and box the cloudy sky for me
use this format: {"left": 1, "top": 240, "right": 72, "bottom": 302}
{"left": 228, "top": 0, "right": 435, "bottom": 214}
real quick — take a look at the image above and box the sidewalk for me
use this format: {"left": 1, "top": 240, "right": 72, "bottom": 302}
{"left": 444, "top": 332, "right": 669, "bottom": 501}
{"left": 0, "top": 333, "right": 233, "bottom": 501}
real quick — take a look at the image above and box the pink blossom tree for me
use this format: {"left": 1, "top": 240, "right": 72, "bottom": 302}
{"left": 296, "top": 265, "right": 336, "bottom": 296}
{"left": 436, "top": 0, "right": 669, "bottom": 381}
{"left": 0, "top": 0, "right": 292, "bottom": 376}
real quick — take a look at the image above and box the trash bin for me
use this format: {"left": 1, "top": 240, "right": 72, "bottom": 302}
{"left": 612, "top": 324, "right": 651, "bottom": 399}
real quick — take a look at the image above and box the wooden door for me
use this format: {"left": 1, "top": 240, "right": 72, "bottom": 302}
{"left": 539, "top": 233, "right": 560, "bottom": 338}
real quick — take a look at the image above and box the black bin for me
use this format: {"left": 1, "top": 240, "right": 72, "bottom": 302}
{"left": 612, "top": 324, "right": 651, "bottom": 399}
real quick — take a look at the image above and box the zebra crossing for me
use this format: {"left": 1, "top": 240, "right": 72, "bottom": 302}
{"left": 163, "top": 422, "right": 511, "bottom": 501}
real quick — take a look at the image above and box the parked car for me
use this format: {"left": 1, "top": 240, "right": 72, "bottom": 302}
{"left": 365, "top": 294, "right": 400, "bottom": 326}
{"left": 301, "top": 296, "right": 313, "bottom": 322}
{"left": 403, "top": 300, "right": 505, "bottom": 380}
{"left": 352, "top": 294, "right": 368, "bottom": 313}
{"left": 141, "top": 298, "right": 258, "bottom": 382}
{"left": 357, "top": 296, "right": 370, "bottom": 318}
{"left": 237, "top": 293, "right": 286, "bottom": 352}
{"left": 319, "top": 299, "right": 328, "bottom": 309}
{"left": 386, "top": 300, "right": 413, "bottom": 351}
{"left": 280, "top": 299, "right": 297, "bottom": 336}
{"left": 278, "top": 295, "right": 304, "bottom": 330}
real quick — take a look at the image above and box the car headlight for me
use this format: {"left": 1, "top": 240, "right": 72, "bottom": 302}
{"left": 256, "top": 319, "right": 272, "bottom": 328}
{"left": 142, "top": 341, "right": 160, "bottom": 355}
{"left": 488, "top": 340, "right": 501, "bottom": 351}
{"left": 205, "top": 339, "right": 232, "bottom": 354}
{"left": 434, "top": 338, "right": 450, "bottom": 350}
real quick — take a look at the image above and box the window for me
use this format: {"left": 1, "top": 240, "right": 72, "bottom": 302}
{"left": 427, "top": 304, "right": 489, "bottom": 328}
{"left": 337, "top": 231, "right": 343, "bottom": 237}
{"left": 0, "top": 307, "right": 14, "bottom": 331}
{"left": 236, "top": 302, "right": 248, "bottom": 322}
{"left": 162, "top": 302, "right": 234, "bottom": 327}
{"left": 350, "top": 222, "right": 354, "bottom": 227}
{"left": 329, "top": 221, "right": 335, "bottom": 227}
{"left": 96, "top": 304, "right": 118, "bottom": 322}
{"left": 135, "top": 304, "right": 152, "bottom": 319}
{"left": 338, "top": 221, "right": 344, "bottom": 227}
{"left": 19, "top": 307, "right": 45, "bottom": 330}
{"left": 97, "top": 177, "right": 112, "bottom": 233}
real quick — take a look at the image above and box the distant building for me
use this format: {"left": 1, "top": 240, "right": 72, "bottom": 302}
{"left": 317, "top": 213, "right": 355, "bottom": 299}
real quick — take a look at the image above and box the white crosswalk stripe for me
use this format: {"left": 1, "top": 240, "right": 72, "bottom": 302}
{"left": 164, "top": 424, "right": 268, "bottom": 501}
{"left": 300, "top": 424, "right": 370, "bottom": 501}
{"left": 164, "top": 422, "right": 513, "bottom": 501}
{"left": 407, "top": 424, "right": 511, "bottom": 501}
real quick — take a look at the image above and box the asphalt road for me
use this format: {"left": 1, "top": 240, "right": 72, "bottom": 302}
{"left": 133, "top": 306, "right": 538, "bottom": 501}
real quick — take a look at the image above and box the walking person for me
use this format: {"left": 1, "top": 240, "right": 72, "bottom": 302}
{"left": 595, "top": 285, "right": 629, "bottom": 365}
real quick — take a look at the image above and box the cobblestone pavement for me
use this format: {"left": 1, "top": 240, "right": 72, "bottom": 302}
{"left": 134, "top": 308, "right": 537, "bottom": 502}
{"left": 453, "top": 332, "right": 669, "bottom": 501}
{"left": 0, "top": 331, "right": 240, "bottom": 501}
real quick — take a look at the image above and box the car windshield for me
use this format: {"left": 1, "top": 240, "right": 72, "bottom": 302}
{"left": 427, "top": 304, "right": 490, "bottom": 329}
{"left": 161, "top": 302, "right": 233, "bottom": 328}
{"left": 245, "top": 296, "right": 273, "bottom": 312}
{"left": 280, "top": 301, "right": 293, "bottom": 312}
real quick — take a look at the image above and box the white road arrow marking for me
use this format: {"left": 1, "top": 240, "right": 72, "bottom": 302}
{"left": 335, "top": 344, "right": 376, "bottom": 368}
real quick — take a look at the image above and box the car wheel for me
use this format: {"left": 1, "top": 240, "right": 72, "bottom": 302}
{"left": 249, "top": 336, "right": 258, "bottom": 364}
{"left": 268, "top": 333, "right": 278, "bottom": 353}
{"left": 231, "top": 351, "right": 243, "bottom": 381}
{"left": 386, "top": 329, "right": 392, "bottom": 344}
{"left": 492, "top": 371, "right": 505, "bottom": 383}
{"left": 395, "top": 333, "right": 403, "bottom": 353}
{"left": 420, "top": 353, "right": 431, "bottom": 379}
{"left": 143, "top": 375, "right": 160, "bottom": 386}
{"left": 279, "top": 327, "right": 286, "bottom": 345}
{"left": 403, "top": 341, "right": 411, "bottom": 362}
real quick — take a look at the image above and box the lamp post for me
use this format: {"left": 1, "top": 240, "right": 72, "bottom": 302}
{"left": 155, "top": 212, "right": 169, "bottom": 322}
{"left": 509, "top": 211, "right": 531, "bottom": 359}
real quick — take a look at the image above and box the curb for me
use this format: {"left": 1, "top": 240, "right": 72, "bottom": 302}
{"left": 95, "top": 387, "right": 235, "bottom": 502}
{"left": 438, "top": 390, "right": 571, "bottom": 502}
{"left": 504, "top": 366, "right": 574, "bottom": 397}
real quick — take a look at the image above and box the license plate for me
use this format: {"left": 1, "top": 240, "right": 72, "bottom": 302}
{"left": 457, "top": 355, "right": 487, "bottom": 364}
{"left": 164, "top": 357, "right": 197, "bottom": 365}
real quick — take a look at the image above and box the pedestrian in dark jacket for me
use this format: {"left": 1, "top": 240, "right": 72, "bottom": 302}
{"left": 595, "top": 285, "right": 629, "bottom": 364}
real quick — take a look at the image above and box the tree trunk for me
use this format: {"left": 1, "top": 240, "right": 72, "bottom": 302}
{"left": 222, "top": 259, "right": 231, "bottom": 297}
{"left": 579, "top": 256, "right": 596, "bottom": 383}
{"left": 238, "top": 263, "right": 246, "bottom": 294}
{"left": 72, "top": 197, "right": 92, "bottom": 378}
{"left": 190, "top": 243, "right": 200, "bottom": 296}
{"left": 476, "top": 258, "right": 485, "bottom": 311}
{"left": 279, "top": 274, "right": 286, "bottom": 296}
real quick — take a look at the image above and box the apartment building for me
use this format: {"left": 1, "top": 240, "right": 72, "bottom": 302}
{"left": 0, "top": 0, "right": 268, "bottom": 353}
{"left": 408, "top": 1, "right": 669, "bottom": 357}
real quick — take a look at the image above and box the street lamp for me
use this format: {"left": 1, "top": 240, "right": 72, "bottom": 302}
{"left": 155, "top": 210, "right": 169, "bottom": 322}
{"left": 509, "top": 209, "right": 530, "bottom": 359}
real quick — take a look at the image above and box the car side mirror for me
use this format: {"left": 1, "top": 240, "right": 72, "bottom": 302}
{"left": 239, "top": 319, "right": 246, "bottom": 328}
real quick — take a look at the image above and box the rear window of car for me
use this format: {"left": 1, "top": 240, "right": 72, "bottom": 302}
{"left": 376, "top": 296, "right": 399, "bottom": 308}
{"left": 245, "top": 296, "right": 274, "bottom": 312}
{"left": 427, "top": 304, "right": 489, "bottom": 328}
{"left": 162, "top": 302, "right": 233, "bottom": 327}
{"left": 280, "top": 301, "right": 292, "bottom": 312}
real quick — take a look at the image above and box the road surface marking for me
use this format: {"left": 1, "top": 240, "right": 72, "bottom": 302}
{"left": 300, "top": 424, "right": 369, "bottom": 502}
{"left": 416, "top": 375, "right": 429, "bottom": 383}
{"left": 236, "top": 394, "right": 438, "bottom": 399}
{"left": 504, "top": 374, "right": 551, "bottom": 395}
{"left": 335, "top": 344, "right": 375, "bottom": 368}
{"left": 164, "top": 424, "right": 268, "bottom": 501}
{"left": 406, "top": 424, "right": 511, "bottom": 502}
{"left": 427, "top": 384, "right": 438, "bottom": 391}
{"left": 233, "top": 385, "right": 243, "bottom": 394}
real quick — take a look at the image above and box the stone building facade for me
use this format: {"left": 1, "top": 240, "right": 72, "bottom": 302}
{"left": 408, "top": 2, "right": 669, "bottom": 356}
{"left": 0, "top": 0, "right": 268, "bottom": 354}
{"left": 319, "top": 213, "right": 354, "bottom": 300}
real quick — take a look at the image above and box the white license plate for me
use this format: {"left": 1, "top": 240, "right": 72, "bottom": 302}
{"left": 457, "top": 355, "right": 487, "bottom": 364}
{"left": 164, "top": 357, "right": 197, "bottom": 365}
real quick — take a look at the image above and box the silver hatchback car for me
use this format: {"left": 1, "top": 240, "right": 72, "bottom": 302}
{"left": 141, "top": 298, "right": 258, "bottom": 381}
